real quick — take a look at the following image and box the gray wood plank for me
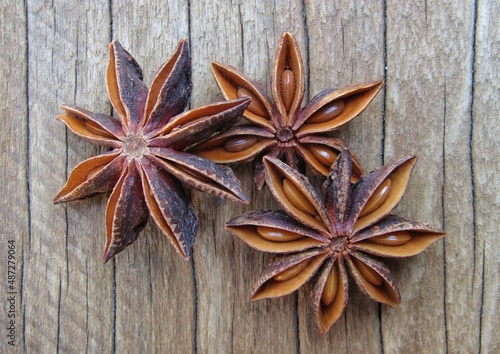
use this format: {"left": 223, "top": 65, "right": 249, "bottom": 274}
{"left": 473, "top": 0, "right": 500, "bottom": 352}
{"left": 0, "top": 0, "right": 28, "bottom": 351}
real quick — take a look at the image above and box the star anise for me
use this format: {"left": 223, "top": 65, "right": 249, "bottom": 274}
{"left": 226, "top": 150, "right": 444, "bottom": 335}
{"left": 190, "top": 32, "right": 383, "bottom": 189}
{"left": 54, "top": 39, "right": 251, "bottom": 262}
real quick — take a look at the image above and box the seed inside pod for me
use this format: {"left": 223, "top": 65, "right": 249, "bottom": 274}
{"left": 282, "top": 179, "right": 316, "bottom": 215}
{"left": 257, "top": 226, "right": 304, "bottom": 242}
{"left": 321, "top": 266, "right": 339, "bottom": 306}
{"left": 309, "top": 144, "right": 338, "bottom": 167}
{"left": 237, "top": 87, "right": 268, "bottom": 117}
{"left": 223, "top": 136, "right": 259, "bottom": 152}
{"left": 369, "top": 231, "right": 412, "bottom": 246}
{"left": 307, "top": 99, "right": 345, "bottom": 124}
{"left": 359, "top": 178, "right": 392, "bottom": 217}
{"left": 281, "top": 69, "right": 295, "bottom": 111}
{"left": 85, "top": 120, "right": 115, "bottom": 138}
{"left": 352, "top": 257, "right": 383, "bottom": 286}
{"left": 273, "top": 258, "right": 311, "bottom": 281}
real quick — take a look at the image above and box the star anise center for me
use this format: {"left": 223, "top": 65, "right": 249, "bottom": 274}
{"left": 122, "top": 133, "right": 149, "bottom": 159}
{"left": 327, "top": 236, "right": 351, "bottom": 256}
{"left": 276, "top": 127, "right": 295, "bottom": 145}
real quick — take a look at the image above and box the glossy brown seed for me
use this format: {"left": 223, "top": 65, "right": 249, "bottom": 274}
{"left": 321, "top": 266, "right": 339, "bottom": 306}
{"left": 85, "top": 120, "right": 115, "bottom": 138}
{"left": 309, "top": 144, "right": 338, "bottom": 167}
{"left": 352, "top": 257, "right": 383, "bottom": 286}
{"left": 223, "top": 136, "right": 259, "bottom": 152}
{"left": 307, "top": 99, "right": 346, "bottom": 124}
{"left": 359, "top": 178, "right": 392, "bottom": 217}
{"left": 237, "top": 87, "right": 268, "bottom": 117}
{"left": 257, "top": 226, "right": 304, "bottom": 242}
{"left": 282, "top": 179, "right": 316, "bottom": 215}
{"left": 281, "top": 69, "right": 295, "bottom": 111}
{"left": 370, "top": 231, "right": 412, "bottom": 246}
{"left": 273, "top": 258, "right": 311, "bottom": 281}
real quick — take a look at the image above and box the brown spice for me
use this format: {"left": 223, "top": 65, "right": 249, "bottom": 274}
{"left": 189, "top": 32, "right": 383, "bottom": 189}
{"left": 54, "top": 39, "right": 250, "bottom": 262}
{"left": 226, "top": 149, "right": 444, "bottom": 335}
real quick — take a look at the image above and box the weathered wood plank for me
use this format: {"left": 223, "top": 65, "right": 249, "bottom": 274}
{"left": 110, "top": 1, "right": 195, "bottom": 353}
{"left": 383, "top": 1, "right": 450, "bottom": 352}
{"left": 437, "top": 1, "right": 480, "bottom": 353}
{"left": 473, "top": 0, "right": 500, "bottom": 352}
{"left": 301, "top": 1, "right": 386, "bottom": 352}
{"left": 0, "top": 0, "right": 28, "bottom": 351}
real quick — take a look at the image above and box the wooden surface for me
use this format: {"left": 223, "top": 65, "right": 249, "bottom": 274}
{"left": 1, "top": 0, "right": 498, "bottom": 352}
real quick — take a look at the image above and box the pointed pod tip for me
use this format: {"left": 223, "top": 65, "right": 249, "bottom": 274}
{"left": 239, "top": 195, "right": 250, "bottom": 205}
{"left": 281, "top": 32, "right": 295, "bottom": 40}
{"left": 335, "top": 148, "right": 353, "bottom": 165}
{"left": 401, "top": 154, "right": 418, "bottom": 167}
{"left": 53, "top": 190, "right": 67, "bottom": 204}
{"left": 210, "top": 61, "right": 238, "bottom": 75}
{"left": 109, "top": 39, "right": 120, "bottom": 49}
{"left": 250, "top": 293, "right": 261, "bottom": 301}
{"left": 176, "top": 38, "right": 190, "bottom": 52}
{"left": 363, "top": 79, "right": 384, "bottom": 96}
{"left": 175, "top": 244, "right": 192, "bottom": 261}
{"left": 102, "top": 250, "right": 113, "bottom": 263}
{"left": 233, "top": 96, "right": 251, "bottom": 108}
{"left": 280, "top": 32, "right": 300, "bottom": 50}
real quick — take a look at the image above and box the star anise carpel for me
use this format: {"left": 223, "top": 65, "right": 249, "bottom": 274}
{"left": 54, "top": 39, "right": 251, "bottom": 262}
{"left": 190, "top": 32, "right": 383, "bottom": 189}
{"left": 226, "top": 149, "right": 444, "bottom": 335}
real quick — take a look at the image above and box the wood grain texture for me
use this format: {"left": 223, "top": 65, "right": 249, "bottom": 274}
{"left": 0, "top": 0, "right": 27, "bottom": 350}
{"left": 473, "top": 1, "right": 500, "bottom": 352}
{"left": 1, "top": 0, "right": 497, "bottom": 353}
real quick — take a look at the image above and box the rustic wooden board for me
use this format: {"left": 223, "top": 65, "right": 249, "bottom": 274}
{"left": 1, "top": 0, "right": 498, "bottom": 352}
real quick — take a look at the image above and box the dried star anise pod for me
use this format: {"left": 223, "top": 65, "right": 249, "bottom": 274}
{"left": 189, "top": 32, "right": 383, "bottom": 189}
{"left": 226, "top": 150, "right": 444, "bottom": 335}
{"left": 54, "top": 39, "right": 251, "bottom": 262}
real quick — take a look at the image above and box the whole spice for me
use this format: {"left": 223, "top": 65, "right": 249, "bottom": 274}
{"left": 226, "top": 150, "right": 444, "bottom": 335}
{"left": 189, "top": 32, "right": 383, "bottom": 189}
{"left": 54, "top": 39, "right": 250, "bottom": 262}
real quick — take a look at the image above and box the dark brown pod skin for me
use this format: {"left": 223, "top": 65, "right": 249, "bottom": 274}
{"left": 54, "top": 39, "right": 251, "bottom": 262}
